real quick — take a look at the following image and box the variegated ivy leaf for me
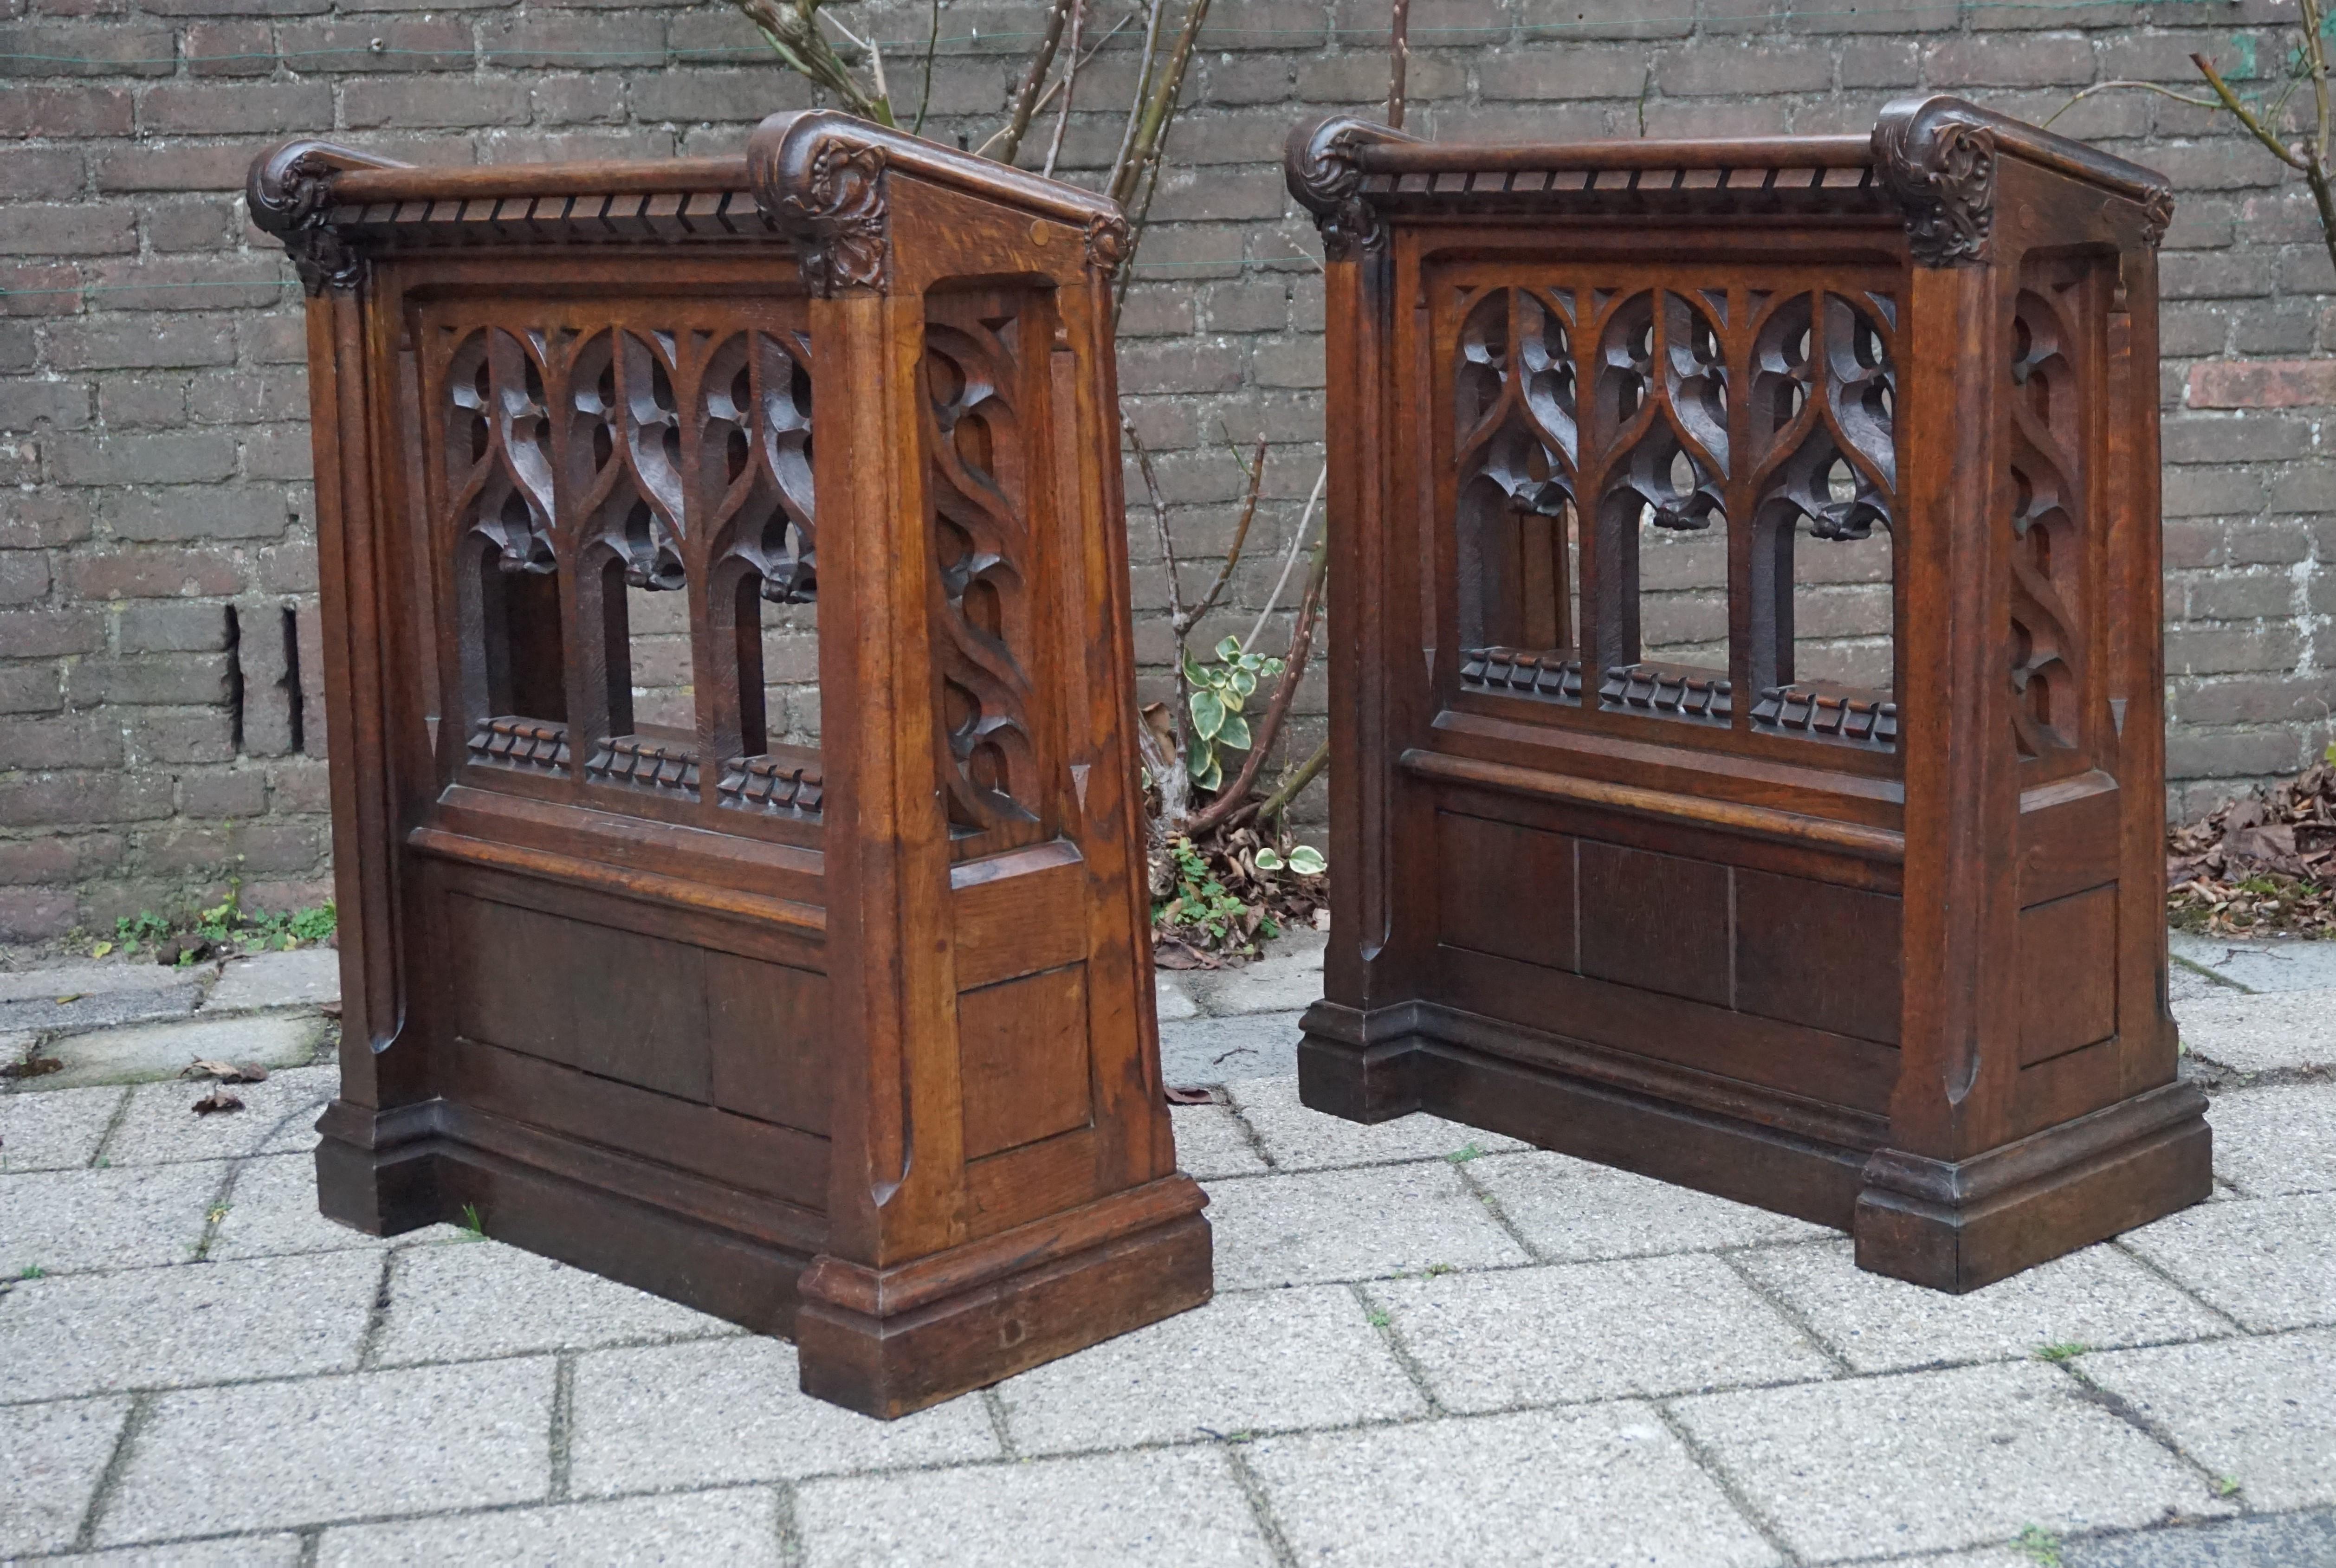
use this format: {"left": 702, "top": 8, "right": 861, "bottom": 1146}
{"left": 1190, "top": 688, "right": 1226, "bottom": 741}
{"left": 1217, "top": 712, "right": 1252, "bottom": 752}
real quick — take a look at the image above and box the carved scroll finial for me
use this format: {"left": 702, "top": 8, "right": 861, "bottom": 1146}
{"left": 1284, "top": 115, "right": 1421, "bottom": 263}
{"left": 246, "top": 139, "right": 408, "bottom": 296}
{"left": 1084, "top": 210, "right": 1131, "bottom": 277}
{"left": 773, "top": 136, "right": 889, "bottom": 297}
{"left": 2139, "top": 182, "right": 2174, "bottom": 248}
{"left": 1872, "top": 97, "right": 1997, "bottom": 268}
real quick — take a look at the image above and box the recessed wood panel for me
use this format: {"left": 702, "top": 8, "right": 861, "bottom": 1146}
{"left": 1734, "top": 870, "right": 1903, "bottom": 1045}
{"left": 1437, "top": 811, "right": 1576, "bottom": 970}
{"left": 1577, "top": 841, "right": 1731, "bottom": 1007}
{"left": 959, "top": 963, "right": 1094, "bottom": 1160}
{"left": 448, "top": 893, "right": 710, "bottom": 1102}
{"left": 2018, "top": 883, "right": 2118, "bottom": 1067}
{"left": 706, "top": 952, "right": 830, "bottom": 1135}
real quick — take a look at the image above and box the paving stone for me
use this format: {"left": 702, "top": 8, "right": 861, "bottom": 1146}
{"left": 37, "top": 1014, "right": 325, "bottom": 1091}
{"left": 2120, "top": 1193, "right": 2336, "bottom": 1332}
{"left": 2207, "top": 1084, "right": 2336, "bottom": 1196}
{"left": 2166, "top": 962, "right": 2236, "bottom": 1007}
{"left": 1244, "top": 1402, "right": 1779, "bottom": 1568}
{"left": 1155, "top": 975, "right": 1200, "bottom": 1021}
{"left": 1168, "top": 1101, "right": 1269, "bottom": 1178}
{"left": 1226, "top": 1073, "right": 1527, "bottom": 1170}
{"left": 1466, "top": 1148, "right": 1832, "bottom": 1262}
{"left": 795, "top": 1448, "right": 1274, "bottom": 1568}
{"left": 0, "top": 1161, "right": 225, "bottom": 1275}
{"left": 36, "top": 1537, "right": 304, "bottom": 1566}
{"left": 1204, "top": 1162, "right": 1530, "bottom": 1289}
{"left": 0, "top": 1396, "right": 131, "bottom": 1557}
{"left": 316, "top": 1489, "right": 784, "bottom": 1567}
{"left": 0, "top": 962, "right": 199, "bottom": 1005}
{"left": 2063, "top": 1508, "right": 2336, "bottom": 1567}
{"left": 204, "top": 949, "right": 341, "bottom": 1014}
{"left": 0, "top": 1084, "right": 124, "bottom": 1172}
{"left": 996, "top": 1283, "right": 1424, "bottom": 1453}
{"left": 0, "top": 981, "right": 203, "bottom": 1038}
{"left": 1887, "top": 1552, "right": 2031, "bottom": 1568}
{"left": 1735, "top": 1238, "right": 2232, "bottom": 1373}
{"left": 372, "top": 1239, "right": 734, "bottom": 1365}
{"left": 2169, "top": 933, "right": 2336, "bottom": 994}
{"left": 568, "top": 1336, "right": 998, "bottom": 1495}
{"left": 207, "top": 1150, "right": 461, "bottom": 1260}
{"left": 1159, "top": 1010, "right": 1304, "bottom": 1085}
{"left": 1373, "top": 1253, "right": 1836, "bottom": 1411}
{"left": 2175, "top": 988, "right": 2336, "bottom": 1073}
{"left": 0, "top": 1251, "right": 375, "bottom": 1402}
{"left": 1672, "top": 1360, "right": 2224, "bottom": 1561}
{"left": 1179, "top": 930, "right": 1327, "bottom": 1016}
{"left": 97, "top": 1359, "right": 555, "bottom": 1544}
{"left": 2083, "top": 1329, "right": 2336, "bottom": 1513}
{"left": 101, "top": 1063, "right": 336, "bottom": 1166}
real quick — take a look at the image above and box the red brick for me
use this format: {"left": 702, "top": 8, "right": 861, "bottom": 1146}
{"left": 0, "top": 86, "right": 134, "bottom": 136}
{"left": 0, "top": 204, "right": 137, "bottom": 257}
{"left": 2187, "top": 359, "right": 2336, "bottom": 409}
{"left": 68, "top": 548, "right": 245, "bottom": 599}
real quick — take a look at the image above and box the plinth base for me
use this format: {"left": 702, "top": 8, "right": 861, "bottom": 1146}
{"left": 1298, "top": 1000, "right": 2210, "bottom": 1292}
{"left": 315, "top": 1099, "right": 1212, "bottom": 1415}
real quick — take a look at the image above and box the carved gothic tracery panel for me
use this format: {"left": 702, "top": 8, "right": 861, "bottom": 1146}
{"left": 418, "top": 299, "right": 818, "bottom": 816}
{"left": 2006, "top": 260, "right": 2096, "bottom": 773}
{"left": 1446, "top": 269, "right": 1901, "bottom": 755}
{"left": 922, "top": 292, "right": 1049, "bottom": 848}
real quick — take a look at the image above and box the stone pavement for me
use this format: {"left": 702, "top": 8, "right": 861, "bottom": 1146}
{"left": 1, "top": 936, "right": 2331, "bottom": 1567}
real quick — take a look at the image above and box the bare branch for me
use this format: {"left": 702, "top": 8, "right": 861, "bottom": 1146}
{"left": 1387, "top": 0, "right": 1411, "bottom": 130}
{"left": 1042, "top": 0, "right": 1086, "bottom": 179}
{"left": 2040, "top": 77, "right": 2221, "bottom": 130}
{"left": 1190, "top": 535, "right": 1327, "bottom": 834}
{"left": 912, "top": 0, "right": 943, "bottom": 134}
{"left": 988, "top": 0, "right": 1076, "bottom": 165}
{"left": 1250, "top": 737, "right": 1327, "bottom": 826}
{"left": 2193, "top": 52, "right": 2312, "bottom": 170}
{"left": 1110, "top": 0, "right": 1212, "bottom": 208}
{"left": 1245, "top": 463, "right": 1327, "bottom": 652}
{"left": 1180, "top": 434, "right": 1268, "bottom": 635}
{"left": 1112, "top": 0, "right": 1172, "bottom": 193}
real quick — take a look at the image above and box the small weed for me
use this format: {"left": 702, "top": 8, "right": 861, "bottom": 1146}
{"left": 1424, "top": 1262, "right": 1456, "bottom": 1277}
{"left": 2015, "top": 1526, "right": 2064, "bottom": 1567}
{"left": 459, "top": 1203, "right": 487, "bottom": 1239}
{"left": 2033, "top": 1342, "right": 2090, "bottom": 1363}
{"left": 2214, "top": 1475, "right": 2243, "bottom": 1497}
{"left": 206, "top": 1204, "right": 231, "bottom": 1226}
{"left": 19, "top": 1265, "right": 44, "bottom": 1280}
{"left": 1446, "top": 1143, "right": 1485, "bottom": 1165}
{"left": 1366, "top": 1309, "right": 1391, "bottom": 1328}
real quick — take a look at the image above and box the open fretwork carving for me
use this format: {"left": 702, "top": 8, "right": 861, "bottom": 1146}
{"left": 2006, "top": 265, "right": 2092, "bottom": 770}
{"left": 1448, "top": 274, "right": 1901, "bottom": 754}
{"left": 424, "top": 301, "right": 821, "bottom": 819}
{"left": 922, "top": 295, "right": 1045, "bottom": 845}
{"left": 1744, "top": 289, "right": 1900, "bottom": 751}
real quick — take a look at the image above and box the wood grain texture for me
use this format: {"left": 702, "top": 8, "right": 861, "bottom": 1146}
{"left": 258, "top": 114, "right": 1201, "bottom": 1416}
{"left": 1291, "top": 94, "right": 2206, "bottom": 1292}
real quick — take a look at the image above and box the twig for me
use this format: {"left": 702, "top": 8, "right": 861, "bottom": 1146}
{"left": 1245, "top": 462, "right": 1327, "bottom": 652}
{"left": 987, "top": 0, "right": 1076, "bottom": 165}
{"left": 1111, "top": 0, "right": 1212, "bottom": 207}
{"left": 1042, "top": 0, "right": 1086, "bottom": 179}
{"left": 1387, "top": 0, "right": 1411, "bottom": 129}
{"left": 1191, "top": 536, "right": 1327, "bottom": 833}
{"left": 912, "top": 0, "right": 943, "bottom": 134}
{"left": 1124, "top": 414, "right": 1192, "bottom": 747}
{"left": 1180, "top": 434, "right": 1268, "bottom": 635}
{"left": 1251, "top": 737, "right": 1327, "bottom": 826}
{"left": 817, "top": 7, "right": 891, "bottom": 119}
{"left": 2040, "top": 78, "right": 2220, "bottom": 129}
{"left": 1112, "top": 0, "right": 1172, "bottom": 192}
{"left": 2195, "top": 46, "right": 2336, "bottom": 283}
{"left": 1637, "top": 63, "right": 1652, "bottom": 136}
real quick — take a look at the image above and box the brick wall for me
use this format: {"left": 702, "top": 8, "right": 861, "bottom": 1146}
{"left": 3, "top": 0, "right": 2332, "bottom": 939}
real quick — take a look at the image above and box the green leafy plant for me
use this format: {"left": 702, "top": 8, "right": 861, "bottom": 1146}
{"left": 1154, "top": 836, "right": 1252, "bottom": 947}
{"left": 1253, "top": 844, "right": 1326, "bottom": 877}
{"left": 113, "top": 911, "right": 172, "bottom": 956}
{"left": 2033, "top": 1342, "right": 2089, "bottom": 1363}
{"left": 1446, "top": 1143, "right": 1486, "bottom": 1165}
{"left": 19, "top": 1265, "right": 44, "bottom": 1280}
{"left": 459, "top": 1203, "right": 487, "bottom": 1240}
{"left": 2214, "top": 1475, "right": 2243, "bottom": 1497}
{"left": 2015, "top": 1526, "right": 2064, "bottom": 1567}
{"left": 1183, "top": 637, "right": 1286, "bottom": 796}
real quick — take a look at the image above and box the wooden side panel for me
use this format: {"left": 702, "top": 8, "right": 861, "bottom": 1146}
{"left": 706, "top": 951, "right": 830, "bottom": 1135}
{"left": 2017, "top": 884, "right": 2119, "bottom": 1067}
{"left": 446, "top": 893, "right": 710, "bottom": 1102}
{"left": 1578, "top": 841, "right": 1730, "bottom": 1007}
{"left": 1437, "top": 810, "right": 1575, "bottom": 969}
{"left": 1734, "top": 870, "right": 1902, "bottom": 1046}
{"left": 958, "top": 964, "right": 1094, "bottom": 1161}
